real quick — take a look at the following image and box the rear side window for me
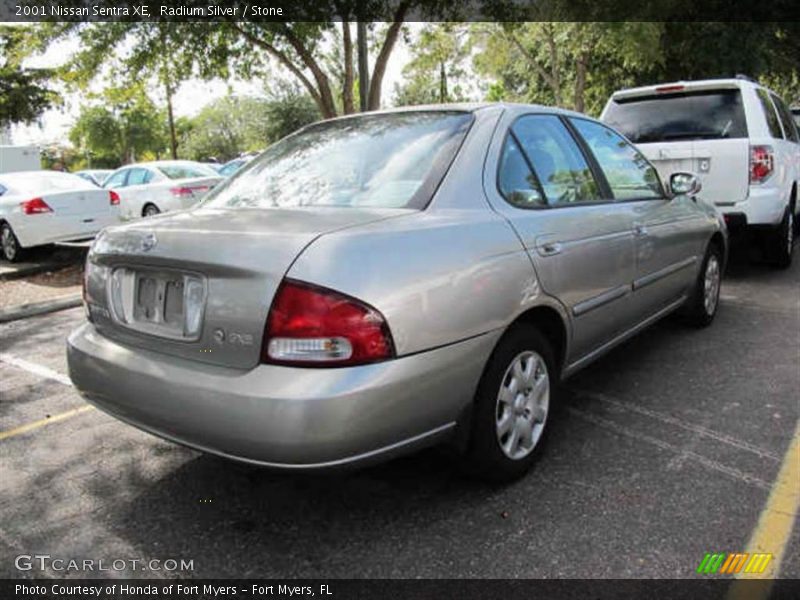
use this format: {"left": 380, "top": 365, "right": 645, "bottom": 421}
{"left": 571, "top": 118, "right": 664, "bottom": 201}
{"left": 604, "top": 89, "right": 748, "bottom": 143}
{"left": 497, "top": 135, "right": 546, "bottom": 208}
{"left": 127, "top": 168, "right": 151, "bottom": 186}
{"left": 771, "top": 93, "right": 799, "bottom": 142}
{"left": 104, "top": 170, "right": 128, "bottom": 188}
{"left": 510, "top": 115, "right": 601, "bottom": 206}
{"left": 757, "top": 89, "right": 784, "bottom": 139}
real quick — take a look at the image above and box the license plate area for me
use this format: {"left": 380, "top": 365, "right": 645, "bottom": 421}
{"left": 108, "top": 267, "right": 206, "bottom": 341}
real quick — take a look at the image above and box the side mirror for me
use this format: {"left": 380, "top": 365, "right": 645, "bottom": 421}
{"left": 669, "top": 172, "right": 702, "bottom": 197}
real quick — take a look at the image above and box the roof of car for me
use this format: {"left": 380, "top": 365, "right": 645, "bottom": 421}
{"left": 321, "top": 102, "right": 590, "bottom": 122}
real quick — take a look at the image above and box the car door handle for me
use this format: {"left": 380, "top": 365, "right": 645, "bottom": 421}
{"left": 536, "top": 242, "right": 563, "bottom": 257}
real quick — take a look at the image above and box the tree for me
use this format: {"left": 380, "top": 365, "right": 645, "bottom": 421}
{"left": 69, "top": 84, "right": 168, "bottom": 167}
{"left": 25, "top": 1, "right": 459, "bottom": 121}
{"left": 472, "top": 22, "right": 663, "bottom": 115}
{"left": 0, "top": 25, "right": 58, "bottom": 128}
{"left": 394, "top": 23, "right": 472, "bottom": 106}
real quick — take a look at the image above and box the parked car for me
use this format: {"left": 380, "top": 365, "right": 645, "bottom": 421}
{"left": 102, "top": 160, "right": 223, "bottom": 219}
{"left": 0, "top": 170, "right": 120, "bottom": 262}
{"left": 603, "top": 77, "right": 799, "bottom": 267}
{"left": 75, "top": 169, "right": 113, "bottom": 187}
{"left": 218, "top": 155, "right": 256, "bottom": 178}
{"left": 68, "top": 105, "right": 726, "bottom": 481}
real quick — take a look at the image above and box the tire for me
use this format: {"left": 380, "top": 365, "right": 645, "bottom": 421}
{"left": 683, "top": 242, "right": 723, "bottom": 328}
{"left": 769, "top": 207, "right": 794, "bottom": 269}
{"left": 0, "top": 223, "right": 25, "bottom": 263}
{"left": 463, "top": 324, "right": 557, "bottom": 483}
{"left": 142, "top": 204, "right": 161, "bottom": 218}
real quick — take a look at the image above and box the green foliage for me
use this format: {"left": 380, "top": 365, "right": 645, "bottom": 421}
{"left": 393, "top": 23, "right": 472, "bottom": 106}
{"left": 0, "top": 25, "right": 59, "bottom": 127}
{"left": 69, "top": 85, "right": 168, "bottom": 167}
{"left": 179, "top": 88, "right": 320, "bottom": 162}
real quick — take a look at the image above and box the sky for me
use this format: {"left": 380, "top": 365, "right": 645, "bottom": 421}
{"left": 8, "top": 25, "right": 415, "bottom": 148}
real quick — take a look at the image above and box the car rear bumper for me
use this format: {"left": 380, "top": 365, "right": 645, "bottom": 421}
{"left": 67, "top": 323, "right": 498, "bottom": 469}
{"left": 15, "top": 213, "right": 120, "bottom": 248}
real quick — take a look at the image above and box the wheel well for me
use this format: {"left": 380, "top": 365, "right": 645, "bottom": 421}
{"left": 510, "top": 305, "right": 568, "bottom": 374}
{"left": 791, "top": 182, "right": 797, "bottom": 212}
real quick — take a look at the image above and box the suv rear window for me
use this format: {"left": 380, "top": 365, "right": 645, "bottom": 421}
{"left": 604, "top": 89, "right": 748, "bottom": 144}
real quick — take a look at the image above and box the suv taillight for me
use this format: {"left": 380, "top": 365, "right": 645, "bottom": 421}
{"left": 262, "top": 279, "right": 395, "bottom": 367}
{"left": 750, "top": 145, "right": 774, "bottom": 184}
{"left": 109, "top": 190, "right": 120, "bottom": 205}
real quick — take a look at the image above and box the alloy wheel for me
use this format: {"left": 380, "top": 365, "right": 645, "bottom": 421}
{"left": 495, "top": 350, "right": 550, "bottom": 460}
{"left": 1, "top": 226, "right": 17, "bottom": 261}
{"left": 703, "top": 255, "right": 721, "bottom": 316}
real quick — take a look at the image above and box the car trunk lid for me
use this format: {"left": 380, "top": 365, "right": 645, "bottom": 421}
{"left": 85, "top": 206, "right": 409, "bottom": 369}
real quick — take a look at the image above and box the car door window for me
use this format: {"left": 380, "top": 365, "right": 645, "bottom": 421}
{"left": 570, "top": 118, "right": 664, "bottom": 201}
{"left": 497, "top": 134, "right": 546, "bottom": 208}
{"left": 511, "top": 115, "right": 601, "bottom": 206}
{"left": 772, "top": 94, "right": 799, "bottom": 143}
{"left": 104, "top": 169, "right": 129, "bottom": 188}
{"left": 757, "top": 89, "right": 784, "bottom": 139}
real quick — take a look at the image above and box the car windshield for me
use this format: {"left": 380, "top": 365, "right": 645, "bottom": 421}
{"left": 219, "top": 160, "right": 245, "bottom": 177}
{"left": 157, "top": 163, "right": 217, "bottom": 179}
{"left": 1, "top": 172, "right": 92, "bottom": 195}
{"left": 604, "top": 89, "right": 748, "bottom": 144}
{"left": 202, "top": 111, "right": 473, "bottom": 210}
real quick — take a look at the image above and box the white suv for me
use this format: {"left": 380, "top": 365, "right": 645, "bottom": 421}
{"left": 602, "top": 77, "right": 799, "bottom": 267}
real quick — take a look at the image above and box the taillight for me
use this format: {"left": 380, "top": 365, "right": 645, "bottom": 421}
{"left": 170, "top": 187, "right": 193, "bottom": 197}
{"left": 262, "top": 279, "right": 395, "bottom": 367}
{"left": 109, "top": 190, "right": 120, "bottom": 205}
{"left": 750, "top": 145, "right": 774, "bottom": 184}
{"left": 656, "top": 84, "right": 685, "bottom": 93}
{"left": 20, "top": 197, "right": 52, "bottom": 214}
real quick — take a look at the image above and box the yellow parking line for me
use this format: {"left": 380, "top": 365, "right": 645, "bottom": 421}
{"left": 0, "top": 405, "right": 95, "bottom": 442}
{"left": 728, "top": 419, "right": 800, "bottom": 600}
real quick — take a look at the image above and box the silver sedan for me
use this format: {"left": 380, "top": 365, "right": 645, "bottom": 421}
{"left": 67, "top": 104, "right": 727, "bottom": 481}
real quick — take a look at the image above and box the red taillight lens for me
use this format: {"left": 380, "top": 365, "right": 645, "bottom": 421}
{"left": 20, "top": 197, "right": 52, "bottom": 214}
{"left": 656, "top": 84, "right": 685, "bottom": 93}
{"left": 170, "top": 187, "right": 193, "bottom": 197}
{"left": 262, "top": 279, "right": 395, "bottom": 367}
{"left": 750, "top": 145, "right": 774, "bottom": 184}
{"left": 109, "top": 190, "right": 120, "bottom": 205}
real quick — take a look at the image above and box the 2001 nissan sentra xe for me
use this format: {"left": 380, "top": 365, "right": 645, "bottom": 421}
{"left": 68, "top": 104, "right": 727, "bottom": 481}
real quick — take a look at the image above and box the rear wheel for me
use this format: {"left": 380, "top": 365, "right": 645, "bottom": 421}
{"left": 0, "top": 223, "right": 25, "bottom": 263}
{"left": 142, "top": 203, "right": 161, "bottom": 218}
{"left": 683, "top": 243, "right": 723, "bottom": 328}
{"left": 464, "top": 325, "right": 556, "bottom": 482}
{"left": 769, "top": 207, "right": 794, "bottom": 269}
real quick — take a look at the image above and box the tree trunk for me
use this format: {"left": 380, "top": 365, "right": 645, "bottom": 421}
{"left": 357, "top": 21, "right": 369, "bottom": 112}
{"left": 165, "top": 80, "right": 178, "bottom": 159}
{"left": 342, "top": 21, "right": 355, "bottom": 114}
{"left": 439, "top": 61, "right": 447, "bottom": 103}
{"left": 573, "top": 53, "right": 588, "bottom": 113}
{"left": 281, "top": 25, "right": 338, "bottom": 118}
{"left": 367, "top": 1, "right": 410, "bottom": 111}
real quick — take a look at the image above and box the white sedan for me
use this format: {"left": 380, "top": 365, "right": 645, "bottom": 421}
{"left": 102, "top": 161, "right": 223, "bottom": 220}
{"left": 0, "top": 170, "right": 121, "bottom": 262}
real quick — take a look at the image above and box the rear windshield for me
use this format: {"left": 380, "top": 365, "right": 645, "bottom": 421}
{"left": 202, "top": 111, "right": 473, "bottom": 210}
{"left": 157, "top": 163, "right": 217, "bottom": 180}
{"left": 604, "top": 89, "right": 748, "bottom": 144}
{"left": 0, "top": 172, "right": 92, "bottom": 195}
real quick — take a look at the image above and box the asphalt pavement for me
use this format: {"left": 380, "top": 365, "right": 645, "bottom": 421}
{"left": 0, "top": 252, "right": 797, "bottom": 579}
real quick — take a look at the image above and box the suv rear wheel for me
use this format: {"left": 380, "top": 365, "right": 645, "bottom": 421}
{"left": 769, "top": 207, "right": 794, "bottom": 269}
